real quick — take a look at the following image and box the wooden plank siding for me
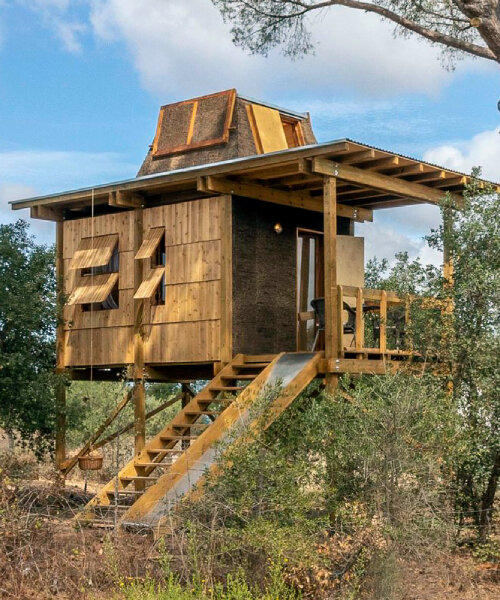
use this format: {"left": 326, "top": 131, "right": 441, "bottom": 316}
{"left": 62, "top": 196, "right": 224, "bottom": 368}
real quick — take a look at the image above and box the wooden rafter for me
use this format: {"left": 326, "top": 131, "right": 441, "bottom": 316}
{"left": 197, "top": 175, "right": 373, "bottom": 223}
{"left": 311, "top": 157, "right": 461, "bottom": 205}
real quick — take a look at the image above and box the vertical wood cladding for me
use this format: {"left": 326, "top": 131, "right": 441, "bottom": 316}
{"left": 62, "top": 197, "right": 222, "bottom": 367}
{"left": 232, "top": 198, "right": 331, "bottom": 355}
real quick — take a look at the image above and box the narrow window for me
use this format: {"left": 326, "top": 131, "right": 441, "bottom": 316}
{"left": 151, "top": 233, "right": 166, "bottom": 306}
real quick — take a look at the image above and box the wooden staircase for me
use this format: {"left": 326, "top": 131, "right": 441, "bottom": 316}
{"left": 77, "top": 352, "right": 321, "bottom": 528}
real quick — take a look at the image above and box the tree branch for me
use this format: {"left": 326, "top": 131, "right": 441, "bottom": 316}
{"left": 293, "top": 0, "right": 496, "bottom": 60}
{"left": 229, "top": 0, "right": 496, "bottom": 60}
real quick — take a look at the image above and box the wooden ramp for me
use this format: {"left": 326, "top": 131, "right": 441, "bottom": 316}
{"left": 77, "top": 352, "right": 321, "bottom": 528}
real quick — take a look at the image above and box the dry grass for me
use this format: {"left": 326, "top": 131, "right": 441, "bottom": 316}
{"left": 0, "top": 454, "right": 498, "bottom": 600}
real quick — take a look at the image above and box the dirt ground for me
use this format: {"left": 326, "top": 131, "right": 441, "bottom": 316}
{"left": 1, "top": 472, "right": 498, "bottom": 599}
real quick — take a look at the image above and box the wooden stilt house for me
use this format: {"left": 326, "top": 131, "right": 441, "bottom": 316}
{"left": 11, "top": 89, "right": 498, "bottom": 527}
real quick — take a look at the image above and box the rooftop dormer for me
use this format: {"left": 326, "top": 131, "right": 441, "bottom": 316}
{"left": 137, "top": 89, "right": 317, "bottom": 176}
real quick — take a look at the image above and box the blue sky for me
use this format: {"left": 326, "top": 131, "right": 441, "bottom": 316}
{"left": 1, "top": 0, "right": 499, "bottom": 263}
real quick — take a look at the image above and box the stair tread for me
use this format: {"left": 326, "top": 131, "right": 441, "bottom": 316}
{"left": 135, "top": 462, "right": 175, "bottom": 467}
{"left": 147, "top": 447, "right": 183, "bottom": 452}
{"left": 210, "top": 386, "right": 245, "bottom": 391}
{"left": 233, "top": 363, "right": 269, "bottom": 370}
{"left": 221, "top": 374, "right": 255, "bottom": 380}
{"left": 120, "top": 475, "right": 159, "bottom": 481}
{"left": 184, "top": 410, "right": 220, "bottom": 416}
{"left": 159, "top": 435, "right": 198, "bottom": 441}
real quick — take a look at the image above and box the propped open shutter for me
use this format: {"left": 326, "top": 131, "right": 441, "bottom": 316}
{"left": 134, "top": 267, "right": 165, "bottom": 300}
{"left": 152, "top": 89, "right": 236, "bottom": 157}
{"left": 247, "top": 104, "right": 288, "bottom": 154}
{"left": 67, "top": 273, "right": 119, "bottom": 305}
{"left": 69, "top": 234, "right": 118, "bottom": 270}
{"left": 135, "top": 227, "right": 164, "bottom": 260}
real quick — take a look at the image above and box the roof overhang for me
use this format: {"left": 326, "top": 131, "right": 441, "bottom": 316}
{"left": 10, "top": 138, "right": 499, "bottom": 221}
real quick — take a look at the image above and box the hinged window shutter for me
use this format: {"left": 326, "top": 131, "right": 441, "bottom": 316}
{"left": 133, "top": 267, "right": 165, "bottom": 300}
{"left": 135, "top": 227, "right": 165, "bottom": 260}
{"left": 67, "top": 273, "right": 119, "bottom": 305}
{"left": 69, "top": 234, "right": 118, "bottom": 270}
{"left": 246, "top": 104, "right": 288, "bottom": 154}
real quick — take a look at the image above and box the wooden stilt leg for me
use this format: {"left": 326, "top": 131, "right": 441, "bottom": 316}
{"left": 323, "top": 176, "right": 339, "bottom": 393}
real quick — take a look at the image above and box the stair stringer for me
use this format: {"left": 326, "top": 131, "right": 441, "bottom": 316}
{"left": 76, "top": 354, "right": 250, "bottom": 523}
{"left": 122, "top": 352, "right": 322, "bottom": 526}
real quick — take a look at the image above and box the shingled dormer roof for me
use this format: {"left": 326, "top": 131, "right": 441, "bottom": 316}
{"left": 137, "top": 89, "right": 317, "bottom": 176}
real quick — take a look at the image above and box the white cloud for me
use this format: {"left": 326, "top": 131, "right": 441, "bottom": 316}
{"left": 359, "top": 127, "right": 500, "bottom": 268}
{"left": 423, "top": 127, "right": 500, "bottom": 181}
{"left": 53, "top": 18, "right": 86, "bottom": 53}
{"left": 0, "top": 149, "right": 136, "bottom": 192}
{"left": 17, "top": 0, "right": 86, "bottom": 53}
{"left": 89, "top": 0, "right": 479, "bottom": 100}
{"left": 0, "top": 149, "right": 136, "bottom": 244}
{"left": 0, "top": 183, "right": 55, "bottom": 245}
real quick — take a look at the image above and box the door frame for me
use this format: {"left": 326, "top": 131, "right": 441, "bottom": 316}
{"left": 296, "top": 228, "right": 324, "bottom": 351}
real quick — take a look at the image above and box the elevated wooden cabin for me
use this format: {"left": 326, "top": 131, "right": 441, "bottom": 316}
{"left": 11, "top": 90, "right": 498, "bottom": 504}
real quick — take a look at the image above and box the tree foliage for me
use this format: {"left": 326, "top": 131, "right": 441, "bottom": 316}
{"left": 0, "top": 220, "right": 57, "bottom": 455}
{"left": 213, "top": 0, "right": 500, "bottom": 64}
{"left": 428, "top": 179, "right": 500, "bottom": 537}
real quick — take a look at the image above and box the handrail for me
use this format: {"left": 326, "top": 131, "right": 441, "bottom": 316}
{"left": 338, "top": 286, "right": 444, "bottom": 357}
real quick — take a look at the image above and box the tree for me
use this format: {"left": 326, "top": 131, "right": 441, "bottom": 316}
{"left": 0, "top": 220, "right": 58, "bottom": 456}
{"left": 427, "top": 179, "right": 500, "bottom": 539}
{"left": 213, "top": 0, "right": 500, "bottom": 64}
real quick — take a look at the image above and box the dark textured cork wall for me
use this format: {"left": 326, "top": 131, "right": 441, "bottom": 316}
{"left": 232, "top": 197, "right": 351, "bottom": 355}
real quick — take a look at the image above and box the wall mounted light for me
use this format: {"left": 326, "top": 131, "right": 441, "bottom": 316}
{"left": 274, "top": 222, "right": 283, "bottom": 234}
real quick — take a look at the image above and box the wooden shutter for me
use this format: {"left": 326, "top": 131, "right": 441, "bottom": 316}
{"left": 133, "top": 267, "right": 165, "bottom": 300}
{"left": 246, "top": 104, "right": 288, "bottom": 154}
{"left": 69, "top": 234, "right": 118, "bottom": 270}
{"left": 152, "top": 89, "right": 236, "bottom": 157}
{"left": 135, "top": 227, "right": 164, "bottom": 260}
{"left": 67, "top": 273, "right": 119, "bottom": 305}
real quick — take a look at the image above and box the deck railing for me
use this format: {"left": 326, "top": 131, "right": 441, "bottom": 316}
{"left": 337, "top": 286, "right": 445, "bottom": 359}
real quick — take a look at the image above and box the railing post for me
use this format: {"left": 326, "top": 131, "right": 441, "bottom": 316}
{"left": 337, "top": 285, "right": 344, "bottom": 357}
{"left": 380, "top": 290, "right": 387, "bottom": 354}
{"left": 355, "top": 287, "right": 364, "bottom": 356}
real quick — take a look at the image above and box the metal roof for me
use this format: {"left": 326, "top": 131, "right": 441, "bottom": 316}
{"left": 10, "top": 137, "right": 498, "bottom": 212}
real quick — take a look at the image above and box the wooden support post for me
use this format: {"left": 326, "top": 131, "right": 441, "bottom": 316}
{"left": 220, "top": 195, "right": 233, "bottom": 365}
{"left": 133, "top": 208, "right": 146, "bottom": 456}
{"left": 55, "top": 221, "right": 67, "bottom": 477}
{"left": 181, "top": 384, "right": 191, "bottom": 450}
{"left": 323, "top": 176, "right": 339, "bottom": 390}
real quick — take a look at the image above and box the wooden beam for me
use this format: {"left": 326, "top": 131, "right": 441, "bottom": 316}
{"left": 93, "top": 392, "right": 182, "bottom": 451}
{"left": 319, "top": 358, "right": 400, "bottom": 375}
{"left": 323, "top": 177, "right": 338, "bottom": 366}
{"left": 312, "top": 158, "right": 460, "bottom": 205}
{"left": 342, "top": 149, "right": 376, "bottom": 164}
{"left": 55, "top": 221, "right": 66, "bottom": 476}
{"left": 365, "top": 156, "right": 400, "bottom": 170}
{"left": 109, "top": 190, "right": 144, "bottom": 209}
{"left": 219, "top": 195, "right": 233, "bottom": 364}
{"left": 198, "top": 175, "right": 373, "bottom": 223}
{"left": 31, "top": 205, "right": 63, "bottom": 221}
{"left": 133, "top": 208, "right": 146, "bottom": 458}
{"left": 61, "top": 390, "right": 133, "bottom": 476}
